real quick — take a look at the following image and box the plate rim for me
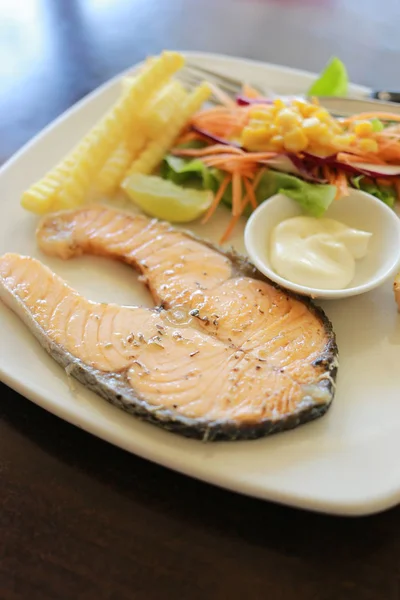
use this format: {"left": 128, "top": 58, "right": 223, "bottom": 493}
{"left": 1, "top": 51, "right": 398, "bottom": 517}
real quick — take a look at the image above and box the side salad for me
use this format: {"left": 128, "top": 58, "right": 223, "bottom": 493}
{"left": 154, "top": 58, "right": 400, "bottom": 241}
{"left": 161, "top": 149, "right": 337, "bottom": 242}
{"left": 21, "top": 51, "right": 400, "bottom": 244}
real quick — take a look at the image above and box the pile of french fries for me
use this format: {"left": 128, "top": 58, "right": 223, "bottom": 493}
{"left": 22, "top": 51, "right": 211, "bottom": 214}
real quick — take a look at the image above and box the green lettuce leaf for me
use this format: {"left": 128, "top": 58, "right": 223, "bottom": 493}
{"left": 352, "top": 175, "right": 396, "bottom": 208}
{"left": 161, "top": 154, "right": 248, "bottom": 213}
{"left": 255, "top": 170, "right": 336, "bottom": 217}
{"left": 161, "top": 155, "right": 225, "bottom": 199}
{"left": 162, "top": 154, "right": 336, "bottom": 217}
{"left": 308, "top": 57, "right": 348, "bottom": 97}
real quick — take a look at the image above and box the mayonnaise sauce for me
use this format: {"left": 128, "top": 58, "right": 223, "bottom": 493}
{"left": 270, "top": 216, "right": 372, "bottom": 290}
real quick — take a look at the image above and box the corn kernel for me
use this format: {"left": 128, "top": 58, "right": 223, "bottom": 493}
{"left": 248, "top": 119, "right": 268, "bottom": 130}
{"left": 319, "top": 131, "right": 334, "bottom": 146}
{"left": 242, "top": 125, "right": 270, "bottom": 150}
{"left": 331, "top": 120, "right": 344, "bottom": 134}
{"left": 244, "top": 124, "right": 267, "bottom": 136}
{"left": 334, "top": 134, "right": 356, "bottom": 148}
{"left": 292, "top": 99, "right": 308, "bottom": 112}
{"left": 276, "top": 108, "right": 302, "bottom": 130}
{"left": 273, "top": 98, "right": 286, "bottom": 111}
{"left": 250, "top": 107, "right": 273, "bottom": 121}
{"left": 307, "top": 143, "right": 334, "bottom": 157}
{"left": 302, "top": 117, "right": 324, "bottom": 139}
{"left": 254, "top": 122, "right": 279, "bottom": 137}
{"left": 268, "top": 134, "right": 284, "bottom": 150}
{"left": 266, "top": 124, "right": 279, "bottom": 138}
{"left": 283, "top": 128, "right": 308, "bottom": 152}
{"left": 358, "top": 138, "right": 378, "bottom": 153}
{"left": 295, "top": 101, "right": 319, "bottom": 118}
{"left": 353, "top": 120, "right": 374, "bottom": 137}
{"left": 314, "top": 109, "right": 332, "bottom": 124}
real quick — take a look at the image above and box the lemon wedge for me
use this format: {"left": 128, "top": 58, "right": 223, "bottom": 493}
{"left": 122, "top": 174, "right": 213, "bottom": 222}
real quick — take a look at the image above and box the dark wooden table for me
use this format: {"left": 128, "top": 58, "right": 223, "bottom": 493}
{"left": 1, "top": 1, "right": 400, "bottom": 598}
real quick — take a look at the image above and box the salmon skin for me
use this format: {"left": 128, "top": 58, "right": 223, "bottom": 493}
{"left": 0, "top": 207, "right": 338, "bottom": 441}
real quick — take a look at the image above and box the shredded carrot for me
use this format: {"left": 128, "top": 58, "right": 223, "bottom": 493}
{"left": 173, "top": 144, "right": 244, "bottom": 157}
{"left": 242, "top": 83, "right": 262, "bottom": 99}
{"left": 191, "top": 105, "right": 251, "bottom": 139}
{"left": 336, "top": 152, "right": 386, "bottom": 165}
{"left": 192, "top": 106, "right": 232, "bottom": 117}
{"left": 322, "top": 164, "right": 336, "bottom": 185}
{"left": 201, "top": 155, "right": 243, "bottom": 167}
{"left": 376, "top": 178, "right": 394, "bottom": 187}
{"left": 201, "top": 153, "right": 275, "bottom": 168}
{"left": 237, "top": 151, "right": 277, "bottom": 160}
{"left": 219, "top": 169, "right": 268, "bottom": 243}
{"left": 185, "top": 149, "right": 278, "bottom": 180}
{"left": 223, "top": 161, "right": 256, "bottom": 177}
{"left": 174, "top": 130, "right": 205, "bottom": 146}
{"left": 173, "top": 102, "right": 400, "bottom": 239}
{"left": 220, "top": 192, "right": 250, "bottom": 244}
{"left": 188, "top": 103, "right": 400, "bottom": 176}
{"left": 378, "top": 131, "right": 400, "bottom": 139}
{"left": 243, "top": 177, "right": 258, "bottom": 210}
{"left": 220, "top": 213, "right": 243, "bottom": 244}
{"left": 252, "top": 167, "right": 267, "bottom": 190}
{"left": 201, "top": 174, "right": 231, "bottom": 224}
{"left": 377, "top": 138, "right": 400, "bottom": 152}
{"left": 199, "top": 157, "right": 256, "bottom": 178}
{"left": 208, "top": 82, "right": 236, "bottom": 108}
{"left": 334, "top": 170, "right": 349, "bottom": 199}
{"left": 231, "top": 171, "right": 242, "bottom": 216}
{"left": 376, "top": 141, "right": 400, "bottom": 162}
{"left": 195, "top": 116, "right": 239, "bottom": 127}
{"left": 343, "top": 112, "right": 400, "bottom": 124}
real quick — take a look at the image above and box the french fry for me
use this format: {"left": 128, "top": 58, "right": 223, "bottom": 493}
{"left": 121, "top": 76, "right": 135, "bottom": 94}
{"left": 21, "top": 51, "right": 185, "bottom": 213}
{"left": 21, "top": 157, "right": 76, "bottom": 214}
{"left": 59, "top": 51, "right": 185, "bottom": 208}
{"left": 94, "top": 131, "right": 146, "bottom": 197}
{"left": 21, "top": 177, "right": 60, "bottom": 215}
{"left": 125, "top": 82, "right": 211, "bottom": 176}
{"left": 93, "top": 142, "right": 134, "bottom": 198}
{"left": 143, "top": 80, "right": 188, "bottom": 139}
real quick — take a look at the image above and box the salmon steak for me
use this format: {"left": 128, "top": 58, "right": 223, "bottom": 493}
{"left": 0, "top": 206, "right": 338, "bottom": 441}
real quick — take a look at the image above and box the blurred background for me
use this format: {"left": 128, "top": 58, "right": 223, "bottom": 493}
{"left": 1, "top": 0, "right": 400, "bottom": 164}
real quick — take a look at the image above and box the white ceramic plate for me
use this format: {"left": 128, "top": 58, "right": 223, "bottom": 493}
{"left": 1, "top": 52, "right": 399, "bottom": 517}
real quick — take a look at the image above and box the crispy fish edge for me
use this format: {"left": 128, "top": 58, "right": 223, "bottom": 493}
{"left": 0, "top": 253, "right": 338, "bottom": 443}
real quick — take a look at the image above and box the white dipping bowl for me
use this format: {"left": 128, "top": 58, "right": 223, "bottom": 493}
{"left": 244, "top": 189, "right": 400, "bottom": 299}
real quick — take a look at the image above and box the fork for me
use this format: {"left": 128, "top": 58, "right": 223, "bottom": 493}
{"left": 182, "top": 63, "right": 264, "bottom": 96}
{"left": 179, "top": 62, "right": 400, "bottom": 117}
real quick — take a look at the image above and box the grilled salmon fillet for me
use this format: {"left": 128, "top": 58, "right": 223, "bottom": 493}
{"left": 0, "top": 207, "right": 338, "bottom": 441}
